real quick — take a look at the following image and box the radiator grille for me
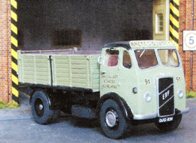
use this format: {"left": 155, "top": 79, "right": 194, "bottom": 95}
{"left": 158, "top": 78, "right": 174, "bottom": 117}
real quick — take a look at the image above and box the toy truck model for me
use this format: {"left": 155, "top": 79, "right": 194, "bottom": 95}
{"left": 18, "top": 40, "right": 189, "bottom": 139}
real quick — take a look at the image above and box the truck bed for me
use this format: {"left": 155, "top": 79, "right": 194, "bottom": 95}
{"left": 18, "top": 50, "right": 100, "bottom": 92}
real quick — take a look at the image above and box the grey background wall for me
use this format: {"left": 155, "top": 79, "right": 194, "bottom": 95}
{"left": 18, "top": 0, "right": 153, "bottom": 50}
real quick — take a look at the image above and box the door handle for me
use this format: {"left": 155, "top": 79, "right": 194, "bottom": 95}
{"left": 101, "top": 71, "right": 106, "bottom": 75}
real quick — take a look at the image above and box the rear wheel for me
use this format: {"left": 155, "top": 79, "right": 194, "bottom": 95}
{"left": 31, "top": 91, "right": 59, "bottom": 124}
{"left": 99, "top": 99, "right": 128, "bottom": 139}
{"left": 155, "top": 114, "right": 182, "bottom": 132}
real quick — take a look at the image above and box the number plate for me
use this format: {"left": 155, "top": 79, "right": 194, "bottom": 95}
{"left": 158, "top": 117, "right": 173, "bottom": 123}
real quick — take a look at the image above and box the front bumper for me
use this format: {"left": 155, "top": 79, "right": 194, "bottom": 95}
{"left": 133, "top": 107, "right": 189, "bottom": 120}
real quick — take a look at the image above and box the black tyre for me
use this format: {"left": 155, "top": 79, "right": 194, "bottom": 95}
{"left": 155, "top": 114, "right": 182, "bottom": 132}
{"left": 31, "top": 91, "right": 59, "bottom": 124}
{"left": 99, "top": 99, "right": 128, "bottom": 139}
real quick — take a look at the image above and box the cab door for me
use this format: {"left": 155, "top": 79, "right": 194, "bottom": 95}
{"left": 117, "top": 49, "right": 138, "bottom": 107}
{"left": 100, "top": 47, "right": 121, "bottom": 96}
{"left": 100, "top": 47, "right": 137, "bottom": 101}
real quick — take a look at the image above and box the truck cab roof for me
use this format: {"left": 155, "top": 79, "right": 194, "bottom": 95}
{"left": 104, "top": 40, "right": 176, "bottom": 50}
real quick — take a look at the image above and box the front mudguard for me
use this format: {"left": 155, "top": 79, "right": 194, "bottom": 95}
{"left": 96, "top": 93, "right": 133, "bottom": 121}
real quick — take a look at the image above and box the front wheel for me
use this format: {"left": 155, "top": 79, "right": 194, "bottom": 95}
{"left": 31, "top": 91, "right": 59, "bottom": 124}
{"left": 155, "top": 114, "right": 182, "bottom": 132}
{"left": 99, "top": 99, "right": 128, "bottom": 139}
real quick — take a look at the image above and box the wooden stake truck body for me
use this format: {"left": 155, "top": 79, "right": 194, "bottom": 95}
{"left": 18, "top": 40, "right": 189, "bottom": 139}
{"left": 18, "top": 52, "right": 100, "bottom": 92}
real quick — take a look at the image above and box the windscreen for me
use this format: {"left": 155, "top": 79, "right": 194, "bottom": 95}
{"left": 135, "top": 49, "right": 158, "bottom": 69}
{"left": 158, "top": 49, "right": 179, "bottom": 67}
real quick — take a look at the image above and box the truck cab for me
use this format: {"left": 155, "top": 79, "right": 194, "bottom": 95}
{"left": 98, "top": 41, "right": 189, "bottom": 138}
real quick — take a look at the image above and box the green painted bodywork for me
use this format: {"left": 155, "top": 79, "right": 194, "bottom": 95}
{"left": 18, "top": 53, "right": 100, "bottom": 92}
{"left": 18, "top": 40, "right": 187, "bottom": 120}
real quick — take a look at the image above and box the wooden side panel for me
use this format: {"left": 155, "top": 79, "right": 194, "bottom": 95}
{"left": 34, "top": 55, "right": 50, "bottom": 85}
{"left": 18, "top": 54, "right": 35, "bottom": 84}
{"left": 70, "top": 56, "right": 90, "bottom": 88}
{"left": 52, "top": 56, "right": 70, "bottom": 86}
{"left": 18, "top": 52, "right": 100, "bottom": 91}
{"left": 18, "top": 53, "right": 51, "bottom": 85}
{"left": 52, "top": 54, "right": 100, "bottom": 91}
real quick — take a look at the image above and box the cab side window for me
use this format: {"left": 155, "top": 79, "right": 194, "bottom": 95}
{"left": 123, "top": 51, "right": 132, "bottom": 69}
{"left": 106, "top": 49, "right": 119, "bottom": 67}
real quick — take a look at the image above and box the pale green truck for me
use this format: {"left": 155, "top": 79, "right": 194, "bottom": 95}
{"left": 18, "top": 40, "right": 189, "bottom": 139}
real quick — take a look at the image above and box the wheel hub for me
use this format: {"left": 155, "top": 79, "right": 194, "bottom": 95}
{"left": 105, "top": 110, "right": 118, "bottom": 128}
{"left": 39, "top": 104, "right": 44, "bottom": 110}
{"left": 35, "top": 99, "right": 44, "bottom": 117}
